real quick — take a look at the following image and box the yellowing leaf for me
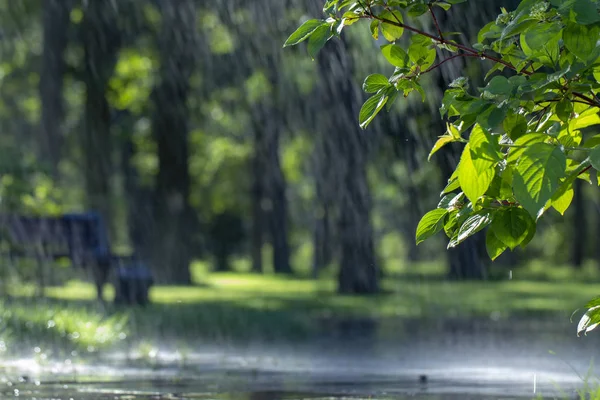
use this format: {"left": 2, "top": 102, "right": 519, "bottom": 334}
{"left": 428, "top": 135, "right": 455, "bottom": 161}
{"left": 551, "top": 186, "right": 574, "bottom": 215}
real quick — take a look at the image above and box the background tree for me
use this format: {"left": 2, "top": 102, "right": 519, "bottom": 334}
{"left": 39, "top": 0, "right": 72, "bottom": 176}
{"left": 149, "top": 0, "right": 197, "bottom": 284}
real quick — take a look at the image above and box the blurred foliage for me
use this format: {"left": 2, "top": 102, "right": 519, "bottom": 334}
{"left": 0, "top": 0, "right": 596, "bottom": 310}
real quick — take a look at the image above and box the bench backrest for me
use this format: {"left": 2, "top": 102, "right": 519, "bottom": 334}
{"left": 0, "top": 212, "right": 111, "bottom": 266}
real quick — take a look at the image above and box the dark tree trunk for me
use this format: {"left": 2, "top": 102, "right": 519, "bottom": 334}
{"left": 214, "top": 247, "right": 230, "bottom": 272}
{"left": 572, "top": 179, "right": 586, "bottom": 268}
{"left": 40, "top": 0, "right": 71, "bottom": 176}
{"left": 81, "top": 0, "right": 120, "bottom": 232}
{"left": 316, "top": 37, "right": 379, "bottom": 294}
{"left": 250, "top": 144, "right": 265, "bottom": 273}
{"left": 265, "top": 115, "right": 292, "bottom": 274}
{"left": 121, "top": 131, "right": 154, "bottom": 261}
{"left": 250, "top": 107, "right": 292, "bottom": 274}
{"left": 399, "top": 138, "right": 420, "bottom": 262}
{"left": 249, "top": 50, "right": 292, "bottom": 274}
{"left": 312, "top": 188, "right": 332, "bottom": 278}
{"left": 151, "top": 0, "right": 196, "bottom": 284}
{"left": 311, "top": 104, "right": 335, "bottom": 278}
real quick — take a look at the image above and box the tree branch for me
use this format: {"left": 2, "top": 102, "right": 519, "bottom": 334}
{"left": 364, "top": 13, "right": 600, "bottom": 109}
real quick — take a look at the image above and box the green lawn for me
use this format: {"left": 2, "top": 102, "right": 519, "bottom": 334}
{"left": 3, "top": 262, "right": 600, "bottom": 356}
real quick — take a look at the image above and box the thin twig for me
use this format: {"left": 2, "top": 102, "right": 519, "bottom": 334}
{"left": 423, "top": 53, "right": 477, "bottom": 74}
{"left": 428, "top": 4, "right": 444, "bottom": 41}
{"left": 578, "top": 165, "right": 592, "bottom": 176}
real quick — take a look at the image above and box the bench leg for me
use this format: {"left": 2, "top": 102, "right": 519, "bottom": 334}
{"left": 90, "top": 261, "right": 111, "bottom": 304}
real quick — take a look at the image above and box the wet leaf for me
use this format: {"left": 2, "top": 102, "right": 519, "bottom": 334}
{"left": 284, "top": 19, "right": 326, "bottom": 47}
{"left": 416, "top": 208, "right": 448, "bottom": 244}
{"left": 359, "top": 93, "right": 388, "bottom": 129}
{"left": 491, "top": 207, "right": 534, "bottom": 250}
{"left": 513, "top": 143, "right": 566, "bottom": 219}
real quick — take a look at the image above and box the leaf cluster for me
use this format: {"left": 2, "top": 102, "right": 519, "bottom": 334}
{"left": 285, "top": 0, "right": 600, "bottom": 334}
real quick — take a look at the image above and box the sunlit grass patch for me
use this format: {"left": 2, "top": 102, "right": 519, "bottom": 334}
{"left": 4, "top": 267, "right": 600, "bottom": 349}
{"left": 0, "top": 299, "right": 128, "bottom": 356}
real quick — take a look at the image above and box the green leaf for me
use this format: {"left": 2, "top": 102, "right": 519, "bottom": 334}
{"left": 380, "top": 10, "right": 404, "bottom": 42}
{"left": 307, "top": 25, "right": 333, "bottom": 59}
{"left": 513, "top": 143, "right": 567, "bottom": 219}
{"left": 491, "top": 207, "right": 534, "bottom": 250}
{"left": 363, "top": 74, "right": 390, "bottom": 93}
{"left": 408, "top": 35, "right": 436, "bottom": 69}
{"left": 551, "top": 186, "right": 574, "bottom": 215}
{"left": 359, "top": 93, "right": 388, "bottom": 129}
{"left": 438, "top": 192, "right": 464, "bottom": 210}
{"left": 507, "top": 133, "right": 547, "bottom": 165}
{"left": 555, "top": 98, "right": 574, "bottom": 123}
{"left": 469, "top": 124, "right": 503, "bottom": 170}
{"left": 443, "top": 177, "right": 461, "bottom": 194}
{"left": 408, "top": 3, "right": 429, "bottom": 17}
{"left": 563, "top": 22, "right": 600, "bottom": 62}
{"left": 583, "top": 134, "right": 600, "bottom": 149}
{"left": 476, "top": 105, "right": 507, "bottom": 130}
{"left": 486, "top": 229, "right": 508, "bottom": 261}
{"left": 449, "top": 211, "right": 493, "bottom": 248}
{"left": 578, "top": 306, "right": 600, "bottom": 336}
{"left": 370, "top": 19, "right": 380, "bottom": 39}
{"left": 503, "top": 112, "right": 528, "bottom": 140}
{"left": 483, "top": 75, "right": 512, "bottom": 96}
{"left": 284, "top": 19, "right": 326, "bottom": 47}
{"left": 569, "top": 109, "right": 600, "bottom": 130}
{"left": 381, "top": 44, "right": 411, "bottom": 68}
{"left": 520, "top": 22, "right": 562, "bottom": 66}
{"left": 520, "top": 220, "right": 537, "bottom": 248}
{"left": 585, "top": 297, "right": 600, "bottom": 309}
{"left": 458, "top": 143, "right": 495, "bottom": 203}
{"left": 416, "top": 208, "right": 448, "bottom": 244}
{"left": 589, "top": 146, "right": 600, "bottom": 171}
{"left": 562, "top": 0, "right": 600, "bottom": 25}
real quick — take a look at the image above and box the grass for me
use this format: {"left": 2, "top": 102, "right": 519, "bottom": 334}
{"left": 1, "top": 260, "right": 600, "bottom": 356}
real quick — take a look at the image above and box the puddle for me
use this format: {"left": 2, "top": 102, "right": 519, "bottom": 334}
{"left": 0, "top": 318, "right": 593, "bottom": 399}
{"left": 0, "top": 356, "right": 582, "bottom": 400}
{"left": 0, "top": 372, "right": 541, "bottom": 399}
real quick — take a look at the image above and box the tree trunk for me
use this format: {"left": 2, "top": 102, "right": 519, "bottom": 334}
{"left": 311, "top": 117, "right": 335, "bottom": 279}
{"left": 81, "top": 0, "right": 120, "bottom": 231}
{"left": 121, "top": 127, "right": 154, "bottom": 261}
{"left": 40, "top": 0, "right": 71, "bottom": 176}
{"left": 250, "top": 145, "right": 264, "bottom": 273}
{"left": 399, "top": 137, "right": 420, "bottom": 262}
{"left": 572, "top": 178, "right": 585, "bottom": 268}
{"left": 316, "top": 37, "right": 380, "bottom": 294}
{"left": 265, "top": 115, "right": 292, "bottom": 274}
{"left": 312, "top": 196, "right": 332, "bottom": 278}
{"left": 151, "top": 0, "right": 196, "bottom": 284}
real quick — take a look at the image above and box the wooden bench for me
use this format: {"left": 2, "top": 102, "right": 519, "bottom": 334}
{"left": 0, "top": 212, "right": 152, "bottom": 304}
